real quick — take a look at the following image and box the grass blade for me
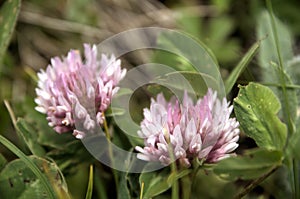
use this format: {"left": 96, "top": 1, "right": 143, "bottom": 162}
{"left": 0, "top": 135, "right": 56, "bottom": 199}
{"left": 3, "top": 100, "right": 24, "bottom": 145}
{"left": 85, "top": 165, "right": 94, "bottom": 199}
{"left": 94, "top": 171, "right": 108, "bottom": 199}
{"left": 0, "top": 0, "right": 21, "bottom": 65}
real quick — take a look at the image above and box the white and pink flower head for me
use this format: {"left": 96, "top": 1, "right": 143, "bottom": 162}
{"left": 135, "top": 89, "right": 240, "bottom": 166}
{"left": 35, "top": 44, "right": 126, "bottom": 139}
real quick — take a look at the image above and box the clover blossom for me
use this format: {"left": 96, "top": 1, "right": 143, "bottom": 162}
{"left": 135, "top": 89, "right": 240, "bottom": 167}
{"left": 35, "top": 44, "right": 126, "bottom": 139}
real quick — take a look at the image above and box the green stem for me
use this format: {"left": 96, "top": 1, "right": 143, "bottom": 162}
{"left": 169, "top": 145, "right": 179, "bottom": 199}
{"left": 293, "top": 160, "right": 299, "bottom": 199}
{"left": 266, "top": 0, "right": 293, "bottom": 134}
{"left": 171, "top": 180, "right": 179, "bottom": 199}
{"left": 259, "top": 82, "right": 300, "bottom": 89}
{"left": 85, "top": 165, "right": 94, "bottom": 199}
{"left": 234, "top": 166, "right": 278, "bottom": 199}
{"left": 171, "top": 163, "right": 179, "bottom": 199}
{"left": 266, "top": 1, "right": 298, "bottom": 198}
{"left": 236, "top": 80, "right": 300, "bottom": 89}
{"left": 102, "top": 114, "right": 119, "bottom": 192}
{"left": 4, "top": 100, "right": 27, "bottom": 152}
{"left": 103, "top": 113, "right": 111, "bottom": 140}
{"left": 181, "top": 174, "right": 192, "bottom": 199}
{"left": 170, "top": 157, "right": 179, "bottom": 199}
{"left": 139, "top": 181, "right": 144, "bottom": 199}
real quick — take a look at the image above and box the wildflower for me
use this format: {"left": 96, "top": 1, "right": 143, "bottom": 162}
{"left": 135, "top": 89, "right": 239, "bottom": 167}
{"left": 35, "top": 44, "right": 126, "bottom": 139}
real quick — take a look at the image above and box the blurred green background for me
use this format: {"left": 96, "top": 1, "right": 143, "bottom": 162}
{"left": 0, "top": 0, "right": 300, "bottom": 198}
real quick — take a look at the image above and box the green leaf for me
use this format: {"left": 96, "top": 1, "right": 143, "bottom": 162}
{"left": 234, "top": 82, "right": 287, "bottom": 150}
{"left": 85, "top": 165, "right": 93, "bottom": 199}
{"left": 0, "top": 135, "right": 57, "bottom": 199}
{"left": 0, "top": 155, "right": 70, "bottom": 199}
{"left": 0, "top": 154, "right": 7, "bottom": 171}
{"left": 140, "top": 171, "right": 170, "bottom": 198}
{"left": 257, "top": 10, "right": 293, "bottom": 77}
{"left": 139, "top": 167, "right": 191, "bottom": 198}
{"left": 287, "top": 56, "right": 300, "bottom": 86}
{"left": 225, "top": 41, "right": 260, "bottom": 94}
{"left": 4, "top": 100, "right": 28, "bottom": 152}
{"left": 37, "top": 128, "right": 74, "bottom": 150}
{"left": 167, "top": 169, "right": 191, "bottom": 185}
{"left": 126, "top": 173, "right": 140, "bottom": 199}
{"left": 20, "top": 98, "right": 74, "bottom": 150}
{"left": 117, "top": 172, "right": 131, "bottom": 199}
{"left": 292, "top": 115, "right": 300, "bottom": 160}
{"left": 16, "top": 118, "right": 46, "bottom": 156}
{"left": 46, "top": 140, "right": 93, "bottom": 173}
{"left": 260, "top": 166, "right": 293, "bottom": 199}
{"left": 257, "top": 10, "right": 297, "bottom": 129}
{"left": 285, "top": 126, "right": 300, "bottom": 160}
{"left": 116, "top": 150, "right": 140, "bottom": 199}
{"left": 191, "top": 169, "right": 235, "bottom": 199}
{"left": 64, "top": 164, "right": 90, "bottom": 198}
{"left": 94, "top": 170, "right": 108, "bottom": 199}
{"left": 214, "top": 149, "right": 283, "bottom": 180}
{"left": 287, "top": 56, "right": 300, "bottom": 117}
{"left": 0, "top": 0, "right": 21, "bottom": 65}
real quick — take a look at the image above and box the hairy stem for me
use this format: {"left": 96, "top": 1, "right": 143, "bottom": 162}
{"left": 234, "top": 166, "right": 278, "bottom": 199}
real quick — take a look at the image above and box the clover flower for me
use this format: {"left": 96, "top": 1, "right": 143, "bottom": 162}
{"left": 35, "top": 44, "right": 126, "bottom": 139}
{"left": 135, "top": 89, "right": 240, "bottom": 167}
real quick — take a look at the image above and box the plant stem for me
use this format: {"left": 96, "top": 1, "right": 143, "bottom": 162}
{"left": 293, "top": 160, "right": 299, "bottom": 199}
{"left": 139, "top": 182, "right": 144, "bottom": 199}
{"left": 266, "top": 1, "right": 298, "bottom": 198}
{"left": 259, "top": 82, "right": 300, "bottom": 89}
{"left": 236, "top": 80, "right": 300, "bottom": 89}
{"left": 4, "top": 100, "right": 27, "bottom": 151}
{"left": 102, "top": 114, "right": 111, "bottom": 140}
{"left": 234, "top": 166, "right": 278, "bottom": 199}
{"left": 102, "top": 114, "right": 119, "bottom": 191}
{"left": 171, "top": 181, "right": 179, "bottom": 199}
{"left": 168, "top": 142, "right": 179, "bottom": 199}
{"left": 170, "top": 160, "right": 179, "bottom": 199}
{"left": 266, "top": 0, "right": 293, "bottom": 134}
{"left": 181, "top": 174, "right": 192, "bottom": 199}
{"left": 85, "top": 165, "right": 94, "bottom": 199}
